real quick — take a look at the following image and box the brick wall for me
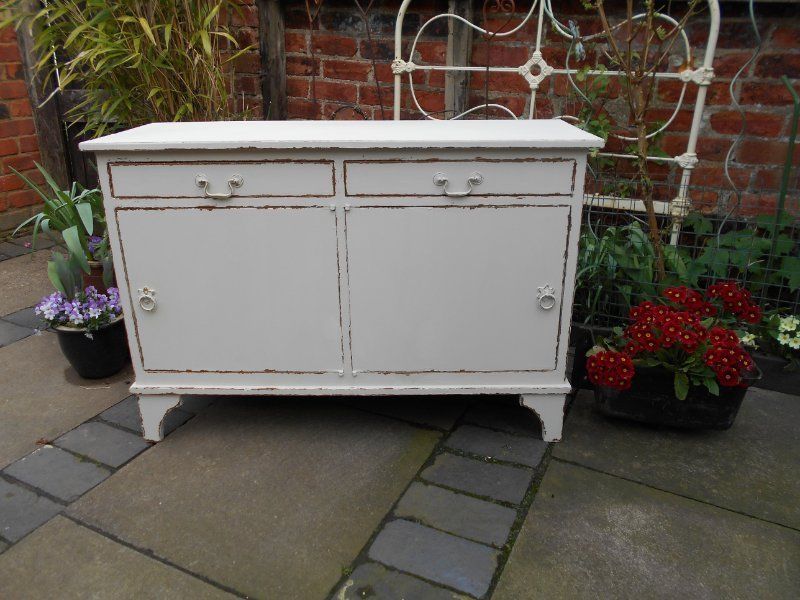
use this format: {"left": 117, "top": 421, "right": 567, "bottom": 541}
{"left": 0, "top": 27, "right": 43, "bottom": 232}
{"left": 237, "top": 0, "right": 800, "bottom": 205}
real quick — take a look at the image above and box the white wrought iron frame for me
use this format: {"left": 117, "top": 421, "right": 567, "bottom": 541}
{"left": 392, "top": 0, "right": 721, "bottom": 243}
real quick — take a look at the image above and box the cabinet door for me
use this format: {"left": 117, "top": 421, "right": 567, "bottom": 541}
{"left": 117, "top": 207, "right": 343, "bottom": 373}
{"left": 345, "top": 205, "right": 571, "bottom": 373}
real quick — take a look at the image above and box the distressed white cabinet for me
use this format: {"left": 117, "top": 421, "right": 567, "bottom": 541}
{"left": 81, "top": 120, "right": 601, "bottom": 442}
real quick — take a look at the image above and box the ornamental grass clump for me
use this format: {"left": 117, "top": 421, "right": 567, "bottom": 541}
{"left": 36, "top": 286, "right": 122, "bottom": 333}
{"left": 588, "top": 281, "right": 762, "bottom": 400}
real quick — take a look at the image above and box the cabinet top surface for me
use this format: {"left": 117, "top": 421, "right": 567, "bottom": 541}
{"left": 80, "top": 119, "right": 603, "bottom": 152}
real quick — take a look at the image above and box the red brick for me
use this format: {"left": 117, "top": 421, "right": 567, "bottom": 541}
{"left": 0, "top": 43, "right": 20, "bottom": 61}
{"left": 230, "top": 5, "right": 258, "bottom": 28}
{"left": 739, "top": 192, "right": 779, "bottom": 217}
{"left": 287, "top": 97, "right": 319, "bottom": 119}
{"left": 323, "top": 59, "right": 372, "bottom": 82}
{"left": 0, "top": 138, "right": 18, "bottom": 156}
{"left": 772, "top": 26, "right": 800, "bottom": 49}
{"left": 753, "top": 169, "right": 781, "bottom": 190}
{"left": 18, "top": 135, "right": 39, "bottom": 153}
{"left": 2, "top": 154, "right": 39, "bottom": 172}
{"left": 312, "top": 80, "right": 358, "bottom": 104}
{"left": 738, "top": 139, "right": 800, "bottom": 166}
{"left": 286, "top": 55, "right": 319, "bottom": 76}
{"left": 646, "top": 108, "right": 695, "bottom": 132}
{"left": 691, "top": 166, "right": 750, "bottom": 190}
{"left": 755, "top": 54, "right": 800, "bottom": 79}
{"left": 286, "top": 77, "right": 310, "bottom": 97}
{"left": 709, "top": 111, "right": 784, "bottom": 137}
{"left": 0, "top": 80, "right": 27, "bottom": 100}
{"left": 285, "top": 32, "right": 308, "bottom": 54}
{"left": 741, "top": 82, "right": 800, "bottom": 106}
{"left": 359, "top": 83, "right": 393, "bottom": 108}
{"left": 0, "top": 173, "right": 26, "bottom": 192}
{"left": 713, "top": 53, "right": 753, "bottom": 78}
{"left": 413, "top": 41, "right": 446, "bottom": 64}
{"left": 236, "top": 74, "right": 260, "bottom": 96}
{"left": 233, "top": 52, "right": 260, "bottom": 74}
{"left": 312, "top": 33, "right": 357, "bottom": 57}
{"left": 471, "top": 44, "right": 530, "bottom": 68}
{"left": 7, "top": 188, "right": 41, "bottom": 208}
{"left": 0, "top": 27, "right": 17, "bottom": 43}
{"left": 412, "top": 90, "right": 445, "bottom": 114}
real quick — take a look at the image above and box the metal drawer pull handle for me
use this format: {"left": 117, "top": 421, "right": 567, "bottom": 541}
{"left": 195, "top": 173, "right": 243, "bottom": 199}
{"left": 433, "top": 172, "right": 483, "bottom": 197}
{"left": 537, "top": 285, "right": 556, "bottom": 310}
{"left": 138, "top": 287, "right": 157, "bottom": 312}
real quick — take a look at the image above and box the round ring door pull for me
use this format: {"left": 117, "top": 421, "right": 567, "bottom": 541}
{"left": 433, "top": 172, "right": 483, "bottom": 197}
{"left": 196, "top": 173, "right": 243, "bottom": 200}
{"left": 537, "top": 285, "right": 557, "bottom": 310}
{"left": 138, "top": 287, "right": 157, "bottom": 312}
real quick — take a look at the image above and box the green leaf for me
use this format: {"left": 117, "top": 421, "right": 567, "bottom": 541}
{"left": 138, "top": 17, "right": 157, "bottom": 45}
{"left": 76, "top": 203, "right": 94, "bottom": 236}
{"left": 704, "top": 377, "right": 720, "bottom": 396}
{"left": 779, "top": 256, "right": 800, "bottom": 291}
{"left": 674, "top": 372, "right": 689, "bottom": 401}
{"left": 47, "top": 260, "right": 66, "bottom": 294}
{"left": 62, "top": 226, "right": 90, "bottom": 274}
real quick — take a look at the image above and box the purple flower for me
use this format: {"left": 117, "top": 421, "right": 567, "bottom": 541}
{"left": 87, "top": 236, "right": 104, "bottom": 259}
{"left": 35, "top": 286, "right": 123, "bottom": 331}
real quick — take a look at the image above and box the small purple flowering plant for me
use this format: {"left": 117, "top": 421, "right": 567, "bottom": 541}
{"left": 35, "top": 286, "right": 122, "bottom": 332}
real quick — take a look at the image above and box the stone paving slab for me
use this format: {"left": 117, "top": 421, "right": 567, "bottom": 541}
{"left": 369, "top": 519, "right": 498, "bottom": 598}
{"left": 0, "top": 516, "right": 237, "bottom": 599}
{"left": 0, "top": 241, "right": 29, "bottom": 259}
{"left": 445, "top": 424, "right": 548, "bottom": 467}
{"left": 99, "top": 395, "right": 193, "bottom": 435}
{"left": 342, "top": 396, "right": 470, "bottom": 430}
{"left": 0, "top": 319, "right": 32, "bottom": 347}
{"left": 421, "top": 452, "right": 532, "bottom": 504}
{"left": 69, "top": 398, "right": 440, "bottom": 600}
{"left": 5, "top": 233, "right": 57, "bottom": 251}
{"left": 55, "top": 422, "right": 150, "bottom": 468}
{"left": 2, "top": 306, "right": 43, "bottom": 330}
{"left": 394, "top": 481, "right": 517, "bottom": 548}
{"left": 493, "top": 461, "right": 800, "bottom": 599}
{"left": 0, "top": 478, "right": 62, "bottom": 542}
{"left": 0, "top": 250, "right": 53, "bottom": 315}
{"left": 462, "top": 399, "right": 542, "bottom": 437}
{"left": 4, "top": 446, "right": 110, "bottom": 503}
{"left": 0, "top": 540, "right": 7, "bottom": 553}
{"left": 556, "top": 389, "right": 800, "bottom": 529}
{"left": 336, "top": 562, "right": 470, "bottom": 600}
{"left": 0, "top": 334, "right": 133, "bottom": 469}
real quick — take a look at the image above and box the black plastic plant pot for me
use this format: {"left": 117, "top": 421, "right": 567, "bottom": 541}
{"left": 753, "top": 353, "right": 800, "bottom": 396}
{"left": 593, "top": 365, "right": 761, "bottom": 430}
{"left": 55, "top": 317, "right": 130, "bottom": 379}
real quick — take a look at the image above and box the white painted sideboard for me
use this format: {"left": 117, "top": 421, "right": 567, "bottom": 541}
{"left": 81, "top": 120, "right": 602, "bottom": 442}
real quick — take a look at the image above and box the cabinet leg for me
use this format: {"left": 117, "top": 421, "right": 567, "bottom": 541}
{"left": 138, "top": 394, "right": 182, "bottom": 442}
{"left": 519, "top": 394, "right": 566, "bottom": 442}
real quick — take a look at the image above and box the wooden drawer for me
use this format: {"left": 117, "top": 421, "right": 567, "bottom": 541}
{"left": 109, "top": 159, "right": 335, "bottom": 199}
{"left": 343, "top": 157, "right": 576, "bottom": 197}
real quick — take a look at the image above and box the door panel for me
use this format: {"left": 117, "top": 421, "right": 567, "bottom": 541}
{"left": 117, "top": 207, "right": 343, "bottom": 372}
{"left": 345, "top": 205, "right": 569, "bottom": 373}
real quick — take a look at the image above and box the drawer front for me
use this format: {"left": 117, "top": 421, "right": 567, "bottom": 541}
{"left": 344, "top": 158, "right": 576, "bottom": 197}
{"left": 109, "top": 159, "right": 335, "bottom": 199}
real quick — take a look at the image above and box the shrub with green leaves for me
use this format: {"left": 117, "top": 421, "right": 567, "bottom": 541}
{"left": 1, "top": 0, "right": 252, "bottom": 136}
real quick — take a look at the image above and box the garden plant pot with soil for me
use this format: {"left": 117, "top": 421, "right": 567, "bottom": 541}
{"left": 594, "top": 365, "right": 761, "bottom": 430}
{"left": 55, "top": 316, "right": 130, "bottom": 379}
{"left": 82, "top": 260, "right": 115, "bottom": 295}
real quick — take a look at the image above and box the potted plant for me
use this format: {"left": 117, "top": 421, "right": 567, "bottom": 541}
{"left": 747, "top": 314, "right": 800, "bottom": 395}
{"left": 11, "top": 163, "right": 114, "bottom": 292}
{"left": 35, "top": 284, "right": 129, "bottom": 379}
{"left": 586, "top": 281, "right": 762, "bottom": 430}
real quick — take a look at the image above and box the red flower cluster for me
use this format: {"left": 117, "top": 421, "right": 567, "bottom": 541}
{"left": 586, "top": 350, "right": 635, "bottom": 390}
{"left": 703, "top": 326, "right": 755, "bottom": 387}
{"left": 624, "top": 301, "right": 705, "bottom": 355}
{"left": 662, "top": 286, "right": 717, "bottom": 317}
{"left": 706, "top": 281, "right": 762, "bottom": 323}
